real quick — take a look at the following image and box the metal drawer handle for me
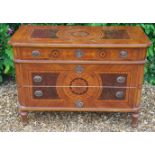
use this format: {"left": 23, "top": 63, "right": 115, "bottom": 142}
{"left": 115, "top": 91, "right": 124, "bottom": 99}
{"left": 32, "top": 50, "right": 40, "bottom": 57}
{"left": 75, "top": 49, "right": 84, "bottom": 58}
{"left": 75, "top": 65, "right": 84, "bottom": 73}
{"left": 75, "top": 100, "right": 84, "bottom": 108}
{"left": 34, "top": 90, "right": 43, "bottom": 97}
{"left": 33, "top": 75, "right": 42, "bottom": 83}
{"left": 120, "top": 50, "right": 128, "bottom": 58}
{"left": 116, "top": 76, "right": 126, "bottom": 83}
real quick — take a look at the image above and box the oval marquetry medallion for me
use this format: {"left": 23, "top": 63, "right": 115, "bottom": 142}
{"left": 57, "top": 27, "right": 98, "bottom": 41}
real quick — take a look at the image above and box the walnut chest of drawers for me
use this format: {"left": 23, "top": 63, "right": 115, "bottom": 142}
{"left": 9, "top": 25, "right": 151, "bottom": 127}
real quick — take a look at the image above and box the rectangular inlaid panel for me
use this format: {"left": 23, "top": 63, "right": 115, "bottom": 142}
{"left": 99, "top": 88, "right": 126, "bottom": 100}
{"left": 33, "top": 87, "right": 60, "bottom": 99}
{"left": 102, "top": 30, "right": 130, "bottom": 39}
{"left": 98, "top": 73, "right": 127, "bottom": 100}
{"left": 31, "top": 29, "right": 59, "bottom": 38}
{"left": 32, "top": 73, "right": 59, "bottom": 86}
{"left": 99, "top": 73, "right": 127, "bottom": 86}
{"left": 32, "top": 73, "right": 60, "bottom": 99}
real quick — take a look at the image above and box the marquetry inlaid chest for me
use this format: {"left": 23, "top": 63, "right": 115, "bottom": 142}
{"left": 9, "top": 25, "right": 151, "bottom": 127}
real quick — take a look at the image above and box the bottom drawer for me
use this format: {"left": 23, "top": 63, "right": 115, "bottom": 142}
{"left": 20, "top": 86, "right": 134, "bottom": 109}
{"left": 32, "top": 87, "right": 126, "bottom": 100}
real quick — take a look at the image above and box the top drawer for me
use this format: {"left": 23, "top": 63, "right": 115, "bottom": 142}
{"left": 15, "top": 47, "right": 146, "bottom": 61}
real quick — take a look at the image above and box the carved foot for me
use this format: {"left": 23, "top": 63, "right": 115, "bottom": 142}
{"left": 19, "top": 111, "right": 28, "bottom": 124}
{"left": 131, "top": 112, "right": 139, "bottom": 128}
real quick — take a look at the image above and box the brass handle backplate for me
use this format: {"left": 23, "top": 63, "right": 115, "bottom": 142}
{"left": 120, "top": 51, "right": 128, "bottom": 58}
{"left": 75, "top": 100, "right": 84, "bottom": 108}
{"left": 75, "top": 65, "right": 84, "bottom": 73}
{"left": 115, "top": 91, "right": 124, "bottom": 99}
{"left": 34, "top": 90, "right": 43, "bottom": 97}
{"left": 116, "top": 76, "right": 126, "bottom": 83}
{"left": 33, "top": 75, "right": 42, "bottom": 83}
{"left": 32, "top": 50, "right": 40, "bottom": 57}
{"left": 75, "top": 49, "right": 84, "bottom": 58}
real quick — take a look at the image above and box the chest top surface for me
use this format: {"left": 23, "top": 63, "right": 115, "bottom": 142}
{"left": 9, "top": 25, "right": 151, "bottom": 48}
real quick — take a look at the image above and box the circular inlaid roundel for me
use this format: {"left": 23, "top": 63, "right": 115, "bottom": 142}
{"left": 56, "top": 71, "right": 102, "bottom": 102}
{"left": 98, "top": 49, "right": 106, "bottom": 58}
{"left": 70, "top": 78, "right": 88, "bottom": 95}
{"left": 49, "top": 49, "right": 60, "bottom": 58}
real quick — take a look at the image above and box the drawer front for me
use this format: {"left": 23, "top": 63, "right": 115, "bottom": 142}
{"left": 19, "top": 63, "right": 141, "bottom": 109}
{"left": 16, "top": 47, "right": 146, "bottom": 61}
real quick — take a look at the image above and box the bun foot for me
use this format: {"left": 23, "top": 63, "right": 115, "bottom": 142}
{"left": 131, "top": 112, "right": 139, "bottom": 128}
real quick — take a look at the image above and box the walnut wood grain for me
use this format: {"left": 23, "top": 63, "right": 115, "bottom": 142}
{"left": 14, "top": 59, "right": 147, "bottom": 64}
{"left": 14, "top": 47, "right": 147, "bottom": 61}
{"left": 33, "top": 87, "right": 60, "bottom": 99}
{"left": 15, "top": 63, "right": 139, "bottom": 109}
{"left": 19, "top": 105, "right": 140, "bottom": 112}
{"left": 9, "top": 25, "right": 151, "bottom": 48}
{"left": 19, "top": 111, "right": 28, "bottom": 124}
{"left": 131, "top": 111, "right": 139, "bottom": 128}
{"left": 9, "top": 26, "right": 151, "bottom": 127}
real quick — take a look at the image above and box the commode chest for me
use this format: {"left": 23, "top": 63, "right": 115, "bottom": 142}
{"left": 9, "top": 25, "right": 151, "bottom": 127}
